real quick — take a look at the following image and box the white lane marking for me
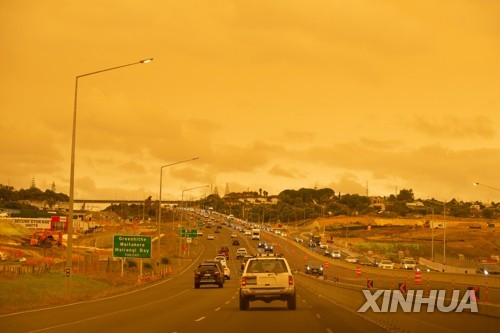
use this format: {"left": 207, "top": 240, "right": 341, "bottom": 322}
{"left": 326, "top": 329, "right": 333, "bottom": 333}
{"left": 316, "top": 313, "right": 321, "bottom": 319}
{"left": 225, "top": 301, "right": 230, "bottom": 304}
{"left": 195, "top": 317, "right": 205, "bottom": 322}
{"left": 215, "top": 307, "right": 221, "bottom": 311}
{"left": 26, "top": 289, "right": 191, "bottom": 333}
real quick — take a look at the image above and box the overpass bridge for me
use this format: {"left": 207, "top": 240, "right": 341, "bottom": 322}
{"left": 50, "top": 199, "right": 190, "bottom": 212}
{"left": 73, "top": 199, "right": 182, "bottom": 205}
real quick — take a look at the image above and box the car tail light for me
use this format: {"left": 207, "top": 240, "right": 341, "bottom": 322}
{"left": 241, "top": 277, "right": 246, "bottom": 286}
{"left": 288, "top": 275, "right": 294, "bottom": 286}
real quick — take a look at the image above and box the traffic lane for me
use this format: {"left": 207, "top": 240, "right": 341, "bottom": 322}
{"left": 296, "top": 282, "right": 388, "bottom": 333}
{"left": 183, "top": 273, "right": 385, "bottom": 333}
{"left": 172, "top": 290, "right": 337, "bottom": 333}
{"left": 1, "top": 272, "right": 242, "bottom": 333}
{"left": 297, "top": 273, "right": 500, "bottom": 333}
{"left": 286, "top": 250, "right": 500, "bottom": 306}
{"left": 266, "top": 232, "right": 500, "bottom": 303}
{"left": 0, "top": 277, "right": 191, "bottom": 333}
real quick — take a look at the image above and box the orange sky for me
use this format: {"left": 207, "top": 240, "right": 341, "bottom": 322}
{"left": 1, "top": 0, "right": 499, "bottom": 202}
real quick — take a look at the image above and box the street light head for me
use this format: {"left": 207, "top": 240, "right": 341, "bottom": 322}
{"left": 473, "top": 182, "right": 479, "bottom": 186}
{"left": 140, "top": 58, "right": 154, "bottom": 64}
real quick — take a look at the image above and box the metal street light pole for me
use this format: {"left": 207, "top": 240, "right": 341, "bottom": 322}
{"left": 430, "top": 208, "right": 434, "bottom": 261}
{"left": 443, "top": 202, "right": 446, "bottom": 265}
{"left": 179, "top": 185, "right": 209, "bottom": 259}
{"left": 181, "top": 185, "right": 210, "bottom": 226}
{"left": 67, "top": 58, "right": 153, "bottom": 292}
{"left": 157, "top": 157, "right": 199, "bottom": 267}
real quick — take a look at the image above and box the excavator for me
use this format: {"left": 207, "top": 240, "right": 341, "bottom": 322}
{"left": 29, "top": 230, "right": 63, "bottom": 248}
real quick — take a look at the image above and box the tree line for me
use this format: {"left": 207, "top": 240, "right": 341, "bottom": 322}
{"left": 0, "top": 183, "right": 497, "bottom": 221}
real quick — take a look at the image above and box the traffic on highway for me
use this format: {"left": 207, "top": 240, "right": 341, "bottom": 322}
{"left": 1, "top": 209, "right": 499, "bottom": 333}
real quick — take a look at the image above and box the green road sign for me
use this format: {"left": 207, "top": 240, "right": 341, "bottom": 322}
{"left": 180, "top": 228, "right": 197, "bottom": 238}
{"left": 113, "top": 235, "right": 152, "bottom": 259}
{"left": 198, "top": 221, "right": 203, "bottom": 227}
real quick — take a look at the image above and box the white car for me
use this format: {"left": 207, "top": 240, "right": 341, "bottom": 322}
{"left": 400, "top": 258, "right": 417, "bottom": 270}
{"left": 294, "top": 237, "right": 304, "bottom": 243}
{"left": 331, "top": 250, "right": 341, "bottom": 260}
{"left": 215, "top": 255, "right": 227, "bottom": 267}
{"left": 345, "top": 256, "right": 358, "bottom": 263}
{"left": 236, "top": 248, "right": 248, "bottom": 259}
{"left": 207, "top": 234, "right": 215, "bottom": 240}
{"left": 319, "top": 243, "right": 328, "bottom": 249}
{"left": 378, "top": 259, "right": 395, "bottom": 269}
{"left": 222, "top": 263, "right": 231, "bottom": 280}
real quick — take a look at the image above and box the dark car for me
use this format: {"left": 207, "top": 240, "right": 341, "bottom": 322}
{"left": 357, "top": 256, "right": 375, "bottom": 266}
{"left": 476, "top": 263, "right": 500, "bottom": 275}
{"left": 415, "top": 264, "right": 432, "bottom": 272}
{"left": 218, "top": 246, "right": 230, "bottom": 260}
{"left": 264, "top": 244, "right": 274, "bottom": 253}
{"left": 258, "top": 242, "right": 266, "bottom": 249}
{"left": 305, "top": 263, "right": 324, "bottom": 276}
{"left": 194, "top": 261, "right": 224, "bottom": 288}
{"left": 232, "top": 239, "right": 240, "bottom": 246}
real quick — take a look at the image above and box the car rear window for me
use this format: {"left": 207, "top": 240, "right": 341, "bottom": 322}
{"left": 199, "top": 265, "right": 218, "bottom": 273}
{"left": 247, "top": 260, "right": 287, "bottom": 273}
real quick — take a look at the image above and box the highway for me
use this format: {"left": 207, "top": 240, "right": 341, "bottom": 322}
{"left": 1, "top": 223, "right": 499, "bottom": 333}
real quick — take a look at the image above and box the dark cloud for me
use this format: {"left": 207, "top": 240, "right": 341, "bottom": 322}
{"left": 411, "top": 115, "right": 496, "bottom": 139}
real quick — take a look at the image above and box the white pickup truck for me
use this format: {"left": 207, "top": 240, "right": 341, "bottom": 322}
{"left": 239, "top": 255, "right": 296, "bottom": 310}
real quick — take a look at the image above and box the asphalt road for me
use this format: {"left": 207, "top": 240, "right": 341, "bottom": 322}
{"left": 1, "top": 225, "right": 499, "bottom": 333}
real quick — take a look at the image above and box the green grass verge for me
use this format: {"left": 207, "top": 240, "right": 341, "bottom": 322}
{"left": 0, "top": 271, "right": 136, "bottom": 314}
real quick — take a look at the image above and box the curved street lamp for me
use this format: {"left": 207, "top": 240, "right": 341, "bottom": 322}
{"left": 473, "top": 182, "right": 500, "bottom": 192}
{"left": 157, "top": 157, "right": 199, "bottom": 266}
{"left": 178, "top": 185, "right": 210, "bottom": 258}
{"left": 181, "top": 185, "right": 210, "bottom": 224}
{"left": 66, "top": 58, "right": 153, "bottom": 288}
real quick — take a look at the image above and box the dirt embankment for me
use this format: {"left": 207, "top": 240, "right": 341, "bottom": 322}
{"left": 300, "top": 216, "right": 500, "bottom": 261}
